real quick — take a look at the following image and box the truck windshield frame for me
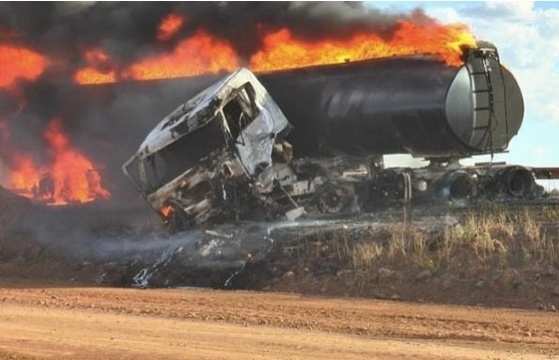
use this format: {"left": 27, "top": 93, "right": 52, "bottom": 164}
{"left": 127, "top": 115, "right": 226, "bottom": 194}
{"left": 222, "top": 82, "right": 259, "bottom": 145}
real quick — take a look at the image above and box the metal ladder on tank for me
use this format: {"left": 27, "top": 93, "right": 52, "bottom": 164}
{"left": 469, "top": 49, "right": 505, "bottom": 160}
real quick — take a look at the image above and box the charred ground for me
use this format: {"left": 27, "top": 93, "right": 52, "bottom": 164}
{"left": 2, "top": 186, "right": 559, "bottom": 310}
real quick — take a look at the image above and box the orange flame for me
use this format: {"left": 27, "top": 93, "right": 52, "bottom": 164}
{"left": 74, "top": 18, "right": 475, "bottom": 85}
{"left": 125, "top": 29, "right": 239, "bottom": 81}
{"left": 160, "top": 205, "right": 174, "bottom": 218}
{"left": 250, "top": 21, "right": 476, "bottom": 72}
{"left": 74, "top": 67, "right": 116, "bottom": 85}
{"left": 157, "top": 13, "right": 185, "bottom": 41}
{"left": 7, "top": 119, "right": 111, "bottom": 206}
{"left": 0, "top": 44, "right": 48, "bottom": 88}
{"left": 42, "top": 119, "right": 111, "bottom": 205}
{"left": 8, "top": 154, "right": 41, "bottom": 195}
{"left": 73, "top": 49, "right": 117, "bottom": 85}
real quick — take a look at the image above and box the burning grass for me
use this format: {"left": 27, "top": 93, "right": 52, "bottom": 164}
{"left": 6, "top": 119, "right": 111, "bottom": 205}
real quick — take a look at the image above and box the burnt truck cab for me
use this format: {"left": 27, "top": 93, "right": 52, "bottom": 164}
{"left": 123, "top": 68, "right": 290, "bottom": 229}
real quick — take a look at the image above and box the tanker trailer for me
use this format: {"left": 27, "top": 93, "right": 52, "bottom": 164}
{"left": 123, "top": 42, "right": 554, "bottom": 230}
{"left": 258, "top": 42, "right": 552, "bottom": 204}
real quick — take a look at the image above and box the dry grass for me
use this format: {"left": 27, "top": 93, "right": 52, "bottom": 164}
{"left": 269, "top": 206, "right": 559, "bottom": 305}
{"left": 296, "top": 206, "right": 559, "bottom": 276}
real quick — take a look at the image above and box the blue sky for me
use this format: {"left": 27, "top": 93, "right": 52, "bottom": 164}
{"left": 368, "top": 1, "right": 559, "bottom": 172}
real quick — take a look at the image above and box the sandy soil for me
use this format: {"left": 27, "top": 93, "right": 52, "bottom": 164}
{"left": 0, "top": 283, "right": 558, "bottom": 359}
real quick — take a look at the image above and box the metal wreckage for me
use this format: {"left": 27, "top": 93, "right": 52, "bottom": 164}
{"left": 122, "top": 43, "right": 559, "bottom": 287}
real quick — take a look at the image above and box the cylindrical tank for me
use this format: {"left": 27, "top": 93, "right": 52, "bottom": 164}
{"left": 259, "top": 45, "right": 524, "bottom": 158}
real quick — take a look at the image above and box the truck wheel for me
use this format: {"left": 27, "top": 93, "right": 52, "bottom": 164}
{"left": 502, "top": 167, "right": 536, "bottom": 198}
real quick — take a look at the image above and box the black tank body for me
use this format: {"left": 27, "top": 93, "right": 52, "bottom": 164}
{"left": 258, "top": 45, "right": 524, "bottom": 158}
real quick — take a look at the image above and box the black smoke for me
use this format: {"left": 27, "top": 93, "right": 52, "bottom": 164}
{"left": 0, "top": 2, "right": 428, "bottom": 64}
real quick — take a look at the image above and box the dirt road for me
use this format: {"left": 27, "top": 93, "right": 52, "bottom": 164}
{"left": 0, "top": 284, "right": 558, "bottom": 359}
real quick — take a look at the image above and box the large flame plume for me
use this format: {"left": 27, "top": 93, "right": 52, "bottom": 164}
{"left": 73, "top": 13, "right": 476, "bottom": 85}
{"left": 251, "top": 21, "right": 475, "bottom": 72}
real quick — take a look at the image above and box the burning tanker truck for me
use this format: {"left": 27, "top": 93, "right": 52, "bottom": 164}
{"left": 123, "top": 41, "right": 557, "bottom": 231}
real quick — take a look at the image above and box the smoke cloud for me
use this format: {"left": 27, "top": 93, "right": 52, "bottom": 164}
{"left": 0, "top": 2, "right": 425, "bottom": 64}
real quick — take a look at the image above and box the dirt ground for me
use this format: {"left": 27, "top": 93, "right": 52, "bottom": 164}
{"left": 0, "top": 282, "right": 558, "bottom": 359}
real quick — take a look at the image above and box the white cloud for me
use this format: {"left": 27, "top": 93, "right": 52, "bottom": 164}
{"left": 423, "top": 7, "right": 461, "bottom": 23}
{"left": 484, "top": 0, "right": 535, "bottom": 19}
